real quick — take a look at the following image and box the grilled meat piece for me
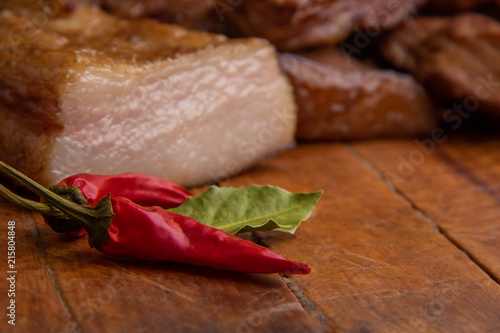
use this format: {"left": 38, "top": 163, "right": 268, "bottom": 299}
{"left": 101, "top": 0, "right": 213, "bottom": 19}
{"left": 100, "top": 0, "right": 219, "bottom": 31}
{"left": 297, "top": 47, "right": 376, "bottom": 71}
{"left": 223, "top": 0, "right": 427, "bottom": 51}
{"left": 0, "top": 0, "right": 104, "bottom": 17}
{"left": 279, "top": 49, "right": 438, "bottom": 140}
{"left": 0, "top": 6, "right": 297, "bottom": 187}
{"left": 1, "top": 0, "right": 220, "bottom": 31}
{"left": 383, "top": 14, "right": 500, "bottom": 117}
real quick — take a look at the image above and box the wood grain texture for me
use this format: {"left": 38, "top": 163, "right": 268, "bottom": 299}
{"left": 353, "top": 132, "right": 500, "bottom": 281}
{"left": 223, "top": 143, "right": 500, "bottom": 332}
{"left": 1, "top": 135, "right": 500, "bottom": 332}
{"left": 0, "top": 203, "right": 73, "bottom": 333}
{"left": 0, "top": 203, "right": 320, "bottom": 333}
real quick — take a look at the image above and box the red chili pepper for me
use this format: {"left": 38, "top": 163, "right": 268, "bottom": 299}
{"left": 93, "top": 197, "right": 310, "bottom": 274}
{"left": 0, "top": 161, "right": 311, "bottom": 275}
{"left": 45, "top": 173, "right": 192, "bottom": 236}
{"left": 57, "top": 173, "right": 191, "bottom": 208}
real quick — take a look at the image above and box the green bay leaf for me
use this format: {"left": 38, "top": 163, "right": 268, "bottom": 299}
{"left": 168, "top": 185, "right": 322, "bottom": 235}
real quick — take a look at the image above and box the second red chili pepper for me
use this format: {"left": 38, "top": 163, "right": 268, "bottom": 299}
{"left": 0, "top": 161, "right": 311, "bottom": 275}
{"left": 45, "top": 173, "right": 192, "bottom": 236}
{"left": 58, "top": 173, "right": 192, "bottom": 208}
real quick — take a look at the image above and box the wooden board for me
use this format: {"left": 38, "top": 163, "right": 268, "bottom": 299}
{"left": 0, "top": 205, "right": 72, "bottom": 332}
{"left": 1, "top": 131, "right": 500, "bottom": 332}
{"left": 0, "top": 202, "right": 320, "bottom": 333}
{"left": 354, "top": 132, "right": 500, "bottom": 281}
{"left": 223, "top": 143, "right": 500, "bottom": 332}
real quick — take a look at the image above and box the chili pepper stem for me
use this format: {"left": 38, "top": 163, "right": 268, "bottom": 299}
{"left": 0, "top": 160, "right": 114, "bottom": 248}
{"left": 0, "top": 183, "right": 68, "bottom": 218}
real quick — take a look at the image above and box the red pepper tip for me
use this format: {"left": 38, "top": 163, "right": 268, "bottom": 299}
{"left": 287, "top": 262, "right": 311, "bottom": 275}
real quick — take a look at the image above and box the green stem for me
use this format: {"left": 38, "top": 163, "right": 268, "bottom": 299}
{"left": 0, "top": 183, "right": 68, "bottom": 219}
{"left": 0, "top": 161, "right": 95, "bottom": 223}
{"left": 0, "top": 161, "right": 114, "bottom": 247}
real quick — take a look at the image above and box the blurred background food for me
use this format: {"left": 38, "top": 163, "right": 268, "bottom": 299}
{"left": 383, "top": 13, "right": 500, "bottom": 118}
{"left": 279, "top": 49, "right": 437, "bottom": 141}
{"left": 220, "top": 0, "right": 427, "bottom": 51}
{"left": 421, "top": 0, "right": 500, "bottom": 15}
{"left": 0, "top": 0, "right": 498, "bottom": 185}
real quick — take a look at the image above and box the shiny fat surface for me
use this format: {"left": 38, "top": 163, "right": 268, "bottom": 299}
{"left": 0, "top": 6, "right": 296, "bottom": 187}
{"left": 46, "top": 40, "right": 296, "bottom": 187}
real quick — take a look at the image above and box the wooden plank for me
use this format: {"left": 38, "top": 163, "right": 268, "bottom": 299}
{"left": 439, "top": 135, "right": 500, "bottom": 197}
{"left": 223, "top": 143, "right": 500, "bottom": 332}
{"left": 353, "top": 134, "right": 500, "bottom": 281}
{"left": 2, "top": 137, "right": 500, "bottom": 332}
{"left": 0, "top": 204, "right": 321, "bottom": 332}
{"left": 0, "top": 202, "right": 74, "bottom": 333}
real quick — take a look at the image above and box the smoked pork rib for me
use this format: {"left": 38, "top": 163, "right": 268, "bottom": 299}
{"left": 224, "top": 0, "right": 427, "bottom": 51}
{"left": 0, "top": 6, "right": 297, "bottom": 187}
{"left": 279, "top": 49, "right": 438, "bottom": 140}
{"left": 383, "top": 14, "right": 500, "bottom": 117}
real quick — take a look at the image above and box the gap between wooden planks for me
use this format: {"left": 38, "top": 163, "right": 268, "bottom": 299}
{"left": 0, "top": 135, "right": 499, "bottom": 332}
{"left": 353, "top": 133, "right": 500, "bottom": 282}
{"left": 222, "top": 140, "right": 500, "bottom": 332}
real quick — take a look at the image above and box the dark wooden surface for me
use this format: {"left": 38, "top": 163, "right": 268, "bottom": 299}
{"left": 1, "top": 124, "right": 500, "bottom": 332}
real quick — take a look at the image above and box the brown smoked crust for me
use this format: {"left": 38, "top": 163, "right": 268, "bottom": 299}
{"left": 383, "top": 14, "right": 500, "bottom": 117}
{"left": 279, "top": 51, "right": 438, "bottom": 141}
{"left": 224, "top": 0, "right": 427, "bottom": 51}
{"left": 0, "top": 5, "right": 242, "bottom": 179}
